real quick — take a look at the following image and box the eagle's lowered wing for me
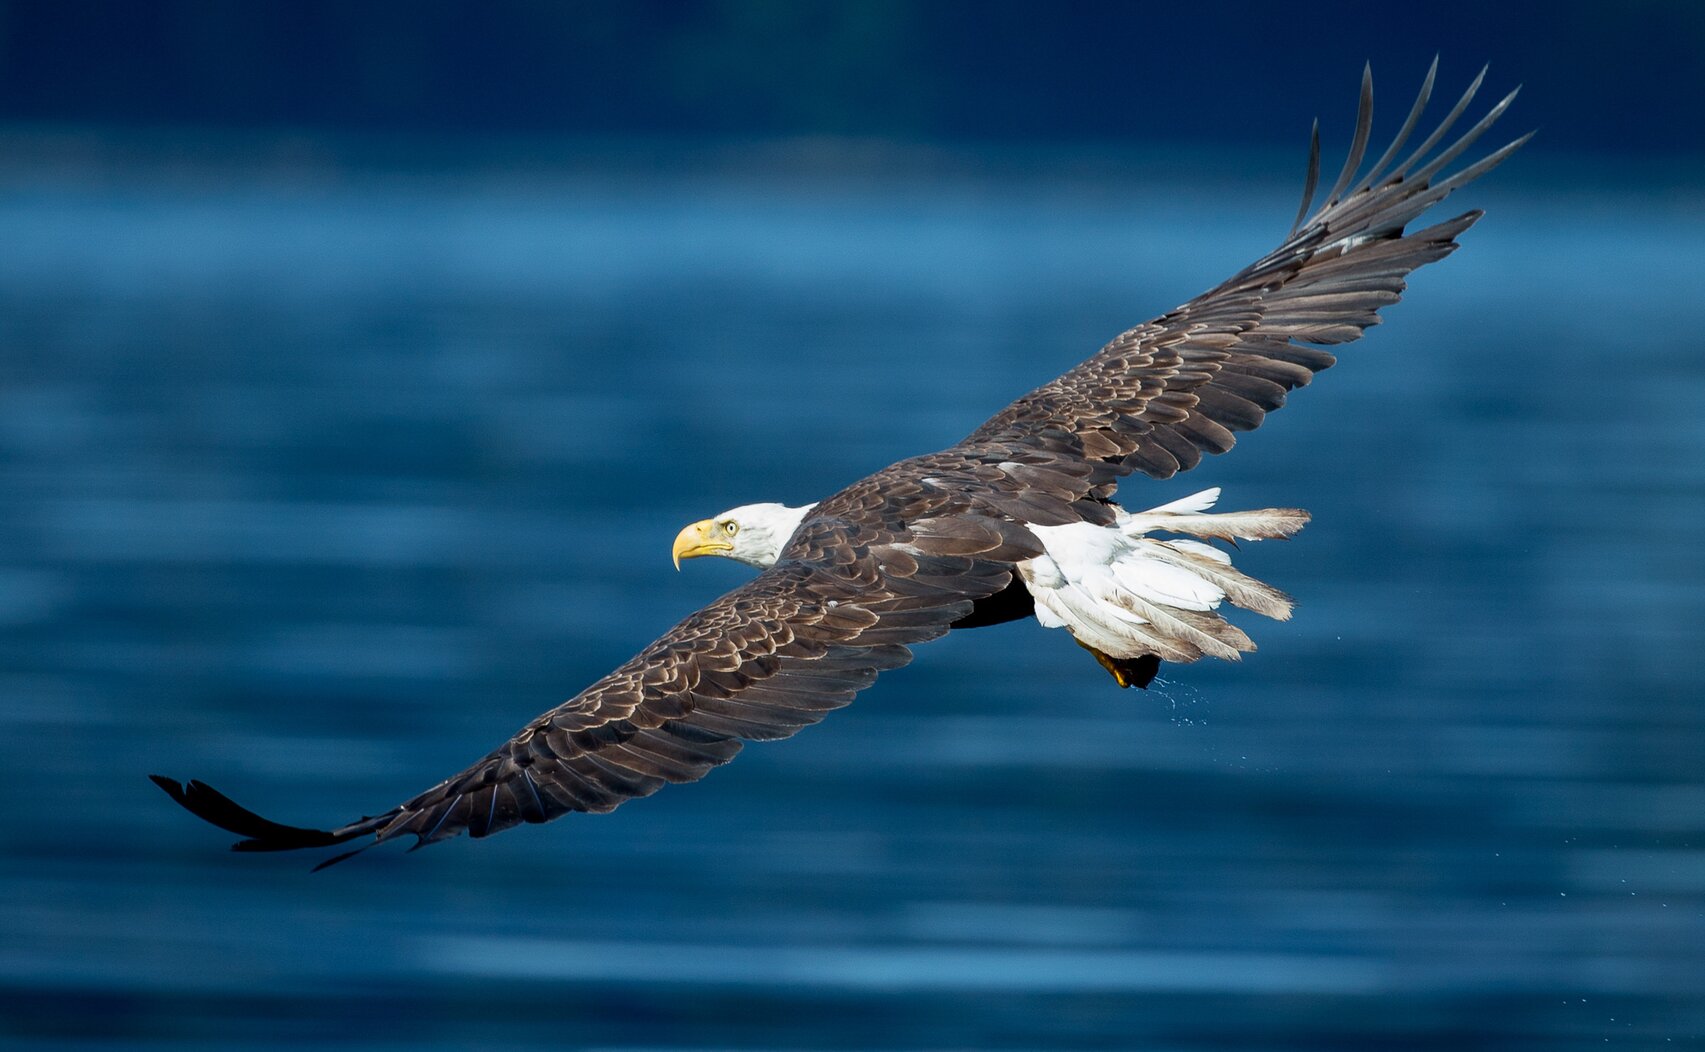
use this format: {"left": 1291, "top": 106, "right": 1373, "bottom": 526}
{"left": 153, "top": 514, "right": 1039, "bottom": 866}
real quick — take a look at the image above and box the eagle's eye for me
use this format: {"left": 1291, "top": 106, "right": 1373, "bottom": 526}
{"left": 723, "top": 521, "right": 739, "bottom": 536}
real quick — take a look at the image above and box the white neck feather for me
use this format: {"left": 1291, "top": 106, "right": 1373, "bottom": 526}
{"left": 719, "top": 502, "right": 817, "bottom": 568}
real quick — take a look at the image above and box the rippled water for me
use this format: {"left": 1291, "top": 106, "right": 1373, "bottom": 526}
{"left": 1, "top": 160, "right": 1701, "bottom": 1049}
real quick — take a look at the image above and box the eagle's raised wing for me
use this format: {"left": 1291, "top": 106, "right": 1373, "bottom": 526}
{"left": 152, "top": 513, "right": 1040, "bottom": 866}
{"left": 962, "top": 61, "right": 1528, "bottom": 488}
{"left": 802, "top": 64, "right": 1526, "bottom": 557}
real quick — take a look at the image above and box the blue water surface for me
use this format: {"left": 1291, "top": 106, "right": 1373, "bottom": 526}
{"left": 0, "top": 155, "right": 1701, "bottom": 1050}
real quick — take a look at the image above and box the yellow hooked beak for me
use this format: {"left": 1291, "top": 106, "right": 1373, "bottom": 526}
{"left": 672, "top": 519, "right": 732, "bottom": 569}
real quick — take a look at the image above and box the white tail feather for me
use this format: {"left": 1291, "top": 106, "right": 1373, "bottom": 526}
{"left": 1019, "top": 490, "right": 1309, "bottom": 666}
{"left": 1141, "top": 487, "right": 1222, "bottom": 515}
{"left": 1135, "top": 540, "right": 1296, "bottom": 621}
{"left": 1118, "top": 493, "right": 1311, "bottom": 544}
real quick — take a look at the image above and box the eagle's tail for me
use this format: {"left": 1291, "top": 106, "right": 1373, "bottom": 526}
{"left": 1021, "top": 489, "right": 1310, "bottom": 669}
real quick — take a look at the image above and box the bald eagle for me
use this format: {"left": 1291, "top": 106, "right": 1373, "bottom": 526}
{"left": 153, "top": 64, "right": 1526, "bottom": 867}
{"left": 672, "top": 488, "right": 1310, "bottom": 689}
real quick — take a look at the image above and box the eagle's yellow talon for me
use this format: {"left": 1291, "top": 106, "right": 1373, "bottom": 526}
{"left": 1076, "top": 638, "right": 1134, "bottom": 688}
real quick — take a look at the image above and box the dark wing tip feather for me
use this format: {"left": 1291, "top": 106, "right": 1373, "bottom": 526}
{"left": 150, "top": 774, "right": 352, "bottom": 852}
{"left": 1430, "top": 130, "right": 1533, "bottom": 199}
{"left": 1289, "top": 119, "right": 1321, "bottom": 237}
{"left": 1323, "top": 63, "right": 1376, "bottom": 207}
{"left": 1408, "top": 83, "right": 1522, "bottom": 188}
{"left": 1357, "top": 56, "right": 1438, "bottom": 193}
{"left": 1386, "top": 63, "right": 1488, "bottom": 186}
{"left": 1289, "top": 63, "right": 1526, "bottom": 252}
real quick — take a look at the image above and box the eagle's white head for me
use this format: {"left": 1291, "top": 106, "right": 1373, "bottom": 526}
{"left": 672, "top": 502, "right": 816, "bottom": 570}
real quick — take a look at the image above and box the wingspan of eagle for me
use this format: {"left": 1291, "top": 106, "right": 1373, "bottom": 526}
{"left": 153, "top": 63, "right": 1527, "bottom": 868}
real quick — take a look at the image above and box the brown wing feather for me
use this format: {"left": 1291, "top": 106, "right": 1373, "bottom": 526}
{"left": 962, "top": 63, "right": 1528, "bottom": 491}
{"left": 151, "top": 513, "right": 1041, "bottom": 865}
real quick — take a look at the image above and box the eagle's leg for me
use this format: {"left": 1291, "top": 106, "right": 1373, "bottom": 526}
{"left": 1073, "top": 639, "right": 1160, "bottom": 690}
{"left": 951, "top": 577, "right": 1035, "bottom": 629}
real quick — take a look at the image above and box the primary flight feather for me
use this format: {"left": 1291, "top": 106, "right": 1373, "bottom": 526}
{"left": 154, "top": 63, "right": 1527, "bottom": 867}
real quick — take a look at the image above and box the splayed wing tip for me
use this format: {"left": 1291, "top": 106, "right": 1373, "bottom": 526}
{"left": 151, "top": 773, "right": 350, "bottom": 851}
{"left": 1289, "top": 119, "right": 1322, "bottom": 236}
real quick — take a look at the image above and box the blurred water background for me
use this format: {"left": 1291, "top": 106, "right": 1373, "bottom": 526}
{"left": 2, "top": 4, "right": 1704, "bottom": 1050}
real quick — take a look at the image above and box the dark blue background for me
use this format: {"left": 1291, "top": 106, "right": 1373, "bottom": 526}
{"left": 2, "top": 3, "right": 1702, "bottom": 1049}
{"left": 0, "top": 0, "right": 1701, "bottom": 155}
